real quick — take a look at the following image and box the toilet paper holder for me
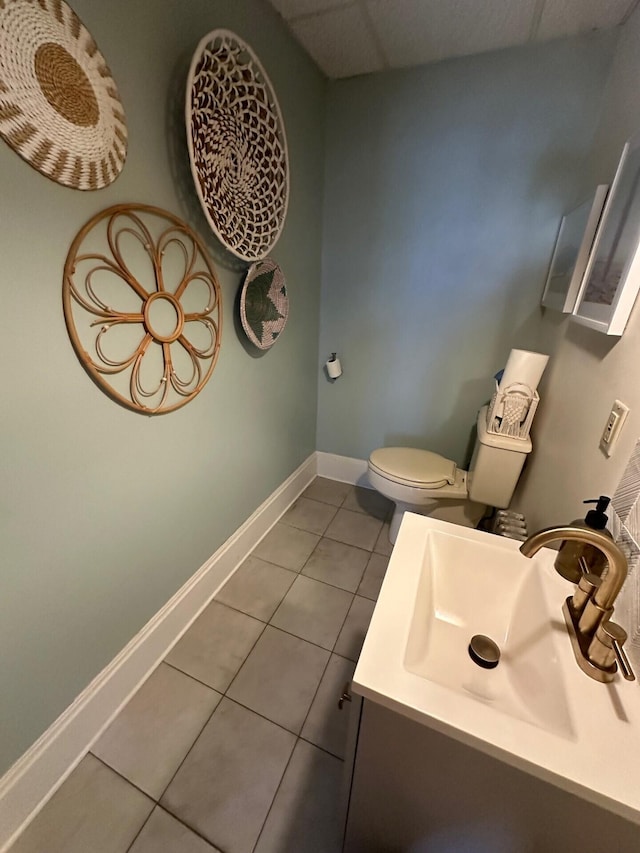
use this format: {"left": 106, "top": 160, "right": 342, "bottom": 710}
{"left": 325, "top": 352, "right": 343, "bottom": 380}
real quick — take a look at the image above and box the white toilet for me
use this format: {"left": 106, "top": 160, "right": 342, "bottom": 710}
{"left": 368, "top": 406, "right": 532, "bottom": 543}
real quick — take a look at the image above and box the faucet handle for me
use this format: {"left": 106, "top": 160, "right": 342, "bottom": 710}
{"left": 571, "top": 571, "right": 601, "bottom": 618}
{"left": 594, "top": 621, "right": 636, "bottom": 682}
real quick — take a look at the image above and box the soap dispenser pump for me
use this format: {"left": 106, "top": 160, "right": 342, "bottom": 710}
{"left": 554, "top": 496, "right": 612, "bottom": 583}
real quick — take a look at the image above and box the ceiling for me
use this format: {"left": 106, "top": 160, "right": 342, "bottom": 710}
{"left": 266, "top": 0, "right": 639, "bottom": 79}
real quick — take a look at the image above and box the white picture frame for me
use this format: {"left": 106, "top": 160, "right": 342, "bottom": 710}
{"left": 572, "top": 136, "right": 640, "bottom": 335}
{"left": 541, "top": 185, "right": 609, "bottom": 313}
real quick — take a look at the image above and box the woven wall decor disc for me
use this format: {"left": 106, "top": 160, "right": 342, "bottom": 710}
{"left": 186, "top": 29, "right": 289, "bottom": 262}
{"left": 240, "top": 258, "right": 288, "bottom": 350}
{"left": 0, "top": 0, "right": 127, "bottom": 190}
{"left": 63, "top": 204, "right": 222, "bottom": 414}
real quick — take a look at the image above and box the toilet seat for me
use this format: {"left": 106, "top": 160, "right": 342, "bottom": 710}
{"left": 368, "top": 447, "right": 457, "bottom": 489}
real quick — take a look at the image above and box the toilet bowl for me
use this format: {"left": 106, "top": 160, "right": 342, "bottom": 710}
{"left": 368, "top": 406, "right": 532, "bottom": 543}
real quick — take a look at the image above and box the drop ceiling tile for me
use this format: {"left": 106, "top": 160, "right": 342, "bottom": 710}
{"left": 367, "top": 0, "right": 538, "bottom": 69}
{"left": 269, "top": 0, "right": 351, "bottom": 20}
{"left": 291, "top": 5, "right": 385, "bottom": 77}
{"left": 536, "top": 0, "right": 633, "bottom": 41}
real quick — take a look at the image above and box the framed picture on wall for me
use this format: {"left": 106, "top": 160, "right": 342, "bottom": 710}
{"left": 541, "top": 186, "right": 609, "bottom": 313}
{"left": 572, "top": 136, "right": 640, "bottom": 335}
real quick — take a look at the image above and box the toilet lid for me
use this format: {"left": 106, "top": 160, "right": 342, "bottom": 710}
{"left": 369, "top": 447, "right": 457, "bottom": 488}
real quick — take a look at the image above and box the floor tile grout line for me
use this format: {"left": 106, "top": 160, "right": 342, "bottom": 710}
{"left": 125, "top": 801, "right": 226, "bottom": 853}
{"left": 356, "top": 551, "right": 390, "bottom": 601}
{"left": 157, "top": 806, "right": 227, "bottom": 852}
{"left": 150, "top": 696, "right": 229, "bottom": 835}
{"left": 250, "top": 489, "right": 358, "bottom": 852}
{"left": 223, "top": 626, "right": 360, "bottom": 726}
{"left": 322, "top": 526, "right": 384, "bottom": 552}
{"left": 295, "top": 526, "right": 326, "bottom": 573}
{"left": 156, "top": 683, "right": 341, "bottom": 853}
{"left": 90, "top": 752, "right": 159, "bottom": 804}
{"left": 240, "top": 526, "right": 388, "bottom": 597}
{"left": 216, "top": 569, "right": 297, "bottom": 622}
{"left": 298, "top": 732, "right": 347, "bottom": 762}
{"left": 286, "top": 482, "right": 388, "bottom": 547}
{"left": 301, "top": 479, "right": 352, "bottom": 509}
{"left": 250, "top": 708, "right": 357, "bottom": 853}
{"left": 249, "top": 735, "right": 299, "bottom": 853}
{"left": 230, "top": 528, "right": 378, "bottom": 596}
{"left": 243, "top": 552, "right": 367, "bottom": 601}
{"left": 302, "top": 495, "right": 345, "bottom": 508}
{"left": 247, "top": 562, "right": 347, "bottom": 853}
{"left": 279, "top": 517, "right": 335, "bottom": 538}
{"left": 91, "top": 693, "right": 219, "bottom": 809}
{"left": 330, "top": 587, "right": 360, "bottom": 658}
{"left": 90, "top": 719, "right": 343, "bottom": 848}
{"left": 111, "top": 690, "right": 296, "bottom": 852}
{"left": 291, "top": 494, "right": 342, "bottom": 511}
{"left": 164, "top": 619, "right": 356, "bottom": 689}
{"left": 268, "top": 587, "right": 356, "bottom": 653}
{"left": 167, "top": 627, "right": 353, "bottom": 755}
{"left": 297, "top": 643, "right": 335, "bottom": 735}
{"left": 301, "top": 566, "right": 367, "bottom": 597}
{"left": 198, "top": 691, "right": 348, "bottom": 760}
{"left": 155, "top": 659, "right": 225, "bottom": 696}
{"left": 153, "top": 617, "right": 270, "bottom": 813}
{"left": 256, "top": 517, "right": 384, "bottom": 576}
{"left": 243, "top": 553, "right": 302, "bottom": 574}
{"left": 278, "top": 524, "right": 375, "bottom": 587}
{"left": 223, "top": 620, "right": 336, "bottom": 720}
{"left": 280, "top": 498, "right": 339, "bottom": 537}
{"left": 209, "top": 598, "right": 269, "bottom": 627}
{"left": 163, "top": 659, "right": 228, "bottom": 693}
{"left": 335, "top": 495, "right": 390, "bottom": 522}
{"left": 300, "top": 536, "right": 373, "bottom": 594}
{"left": 124, "top": 805, "right": 155, "bottom": 853}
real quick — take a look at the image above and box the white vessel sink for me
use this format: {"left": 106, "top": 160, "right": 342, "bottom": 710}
{"left": 353, "top": 513, "right": 640, "bottom": 825}
{"left": 403, "top": 526, "right": 574, "bottom": 738}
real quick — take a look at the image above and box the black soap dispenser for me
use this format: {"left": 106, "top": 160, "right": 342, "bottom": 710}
{"left": 554, "top": 496, "right": 612, "bottom": 583}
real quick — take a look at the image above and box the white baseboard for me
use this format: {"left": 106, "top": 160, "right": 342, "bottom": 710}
{"left": 0, "top": 453, "right": 317, "bottom": 853}
{"left": 316, "top": 451, "right": 370, "bottom": 486}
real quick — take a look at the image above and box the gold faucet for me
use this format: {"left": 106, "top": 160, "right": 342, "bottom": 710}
{"left": 520, "top": 526, "right": 635, "bottom": 683}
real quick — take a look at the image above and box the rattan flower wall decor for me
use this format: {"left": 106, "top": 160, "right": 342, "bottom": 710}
{"left": 186, "top": 30, "right": 289, "bottom": 261}
{"left": 0, "top": 0, "right": 127, "bottom": 189}
{"left": 63, "top": 205, "right": 222, "bottom": 414}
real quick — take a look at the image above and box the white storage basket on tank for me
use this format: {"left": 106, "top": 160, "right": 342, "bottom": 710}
{"left": 486, "top": 381, "right": 539, "bottom": 441}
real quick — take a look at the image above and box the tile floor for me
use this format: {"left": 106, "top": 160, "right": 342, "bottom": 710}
{"left": 11, "top": 478, "right": 393, "bottom": 853}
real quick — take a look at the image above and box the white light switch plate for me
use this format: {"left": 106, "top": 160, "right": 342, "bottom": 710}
{"left": 600, "top": 400, "right": 630, "bottom": 457}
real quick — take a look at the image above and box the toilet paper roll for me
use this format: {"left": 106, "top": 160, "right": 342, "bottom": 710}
{"left": 326, "top": 356, "right": 342, "bottom": 379}
{"left": 498, "top": 349, "right": 549, "bottom": 395}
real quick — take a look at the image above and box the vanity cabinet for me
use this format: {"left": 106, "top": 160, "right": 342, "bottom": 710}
{"left": 343, "top": 697, "right": 639, "bottom": 853}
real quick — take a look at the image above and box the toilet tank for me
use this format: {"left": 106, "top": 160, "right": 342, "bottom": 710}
{"left": 468, "top": 406, "right": 532, "bottom": 508}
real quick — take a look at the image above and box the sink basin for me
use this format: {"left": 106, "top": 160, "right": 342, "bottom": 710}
{"left": 403, "top": 526, "right": 575, "bottom": 738}
{"left": 353, "top": 512, "right": 640, "bottom": 825}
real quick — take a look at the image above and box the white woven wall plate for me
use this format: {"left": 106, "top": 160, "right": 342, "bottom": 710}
{"left": 240, "top": 258, "right": 288, "bottom": 350}
{"left": 186, "top": 29, "right": 289, "bottom": 262}
{"left": 0, "top": 0, "right": 127, "bottom": 189}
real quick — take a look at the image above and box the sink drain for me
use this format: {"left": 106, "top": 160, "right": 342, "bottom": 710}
{"left": 468, "top": 635, "right": 501, "bottom": 669}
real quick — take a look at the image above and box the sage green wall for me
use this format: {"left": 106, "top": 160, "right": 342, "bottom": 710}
{"left": 0, "top": 0, "right": 325, "bottom": 773}
{"left": 317, "top": 34, "right": 616, "bottom": 466}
